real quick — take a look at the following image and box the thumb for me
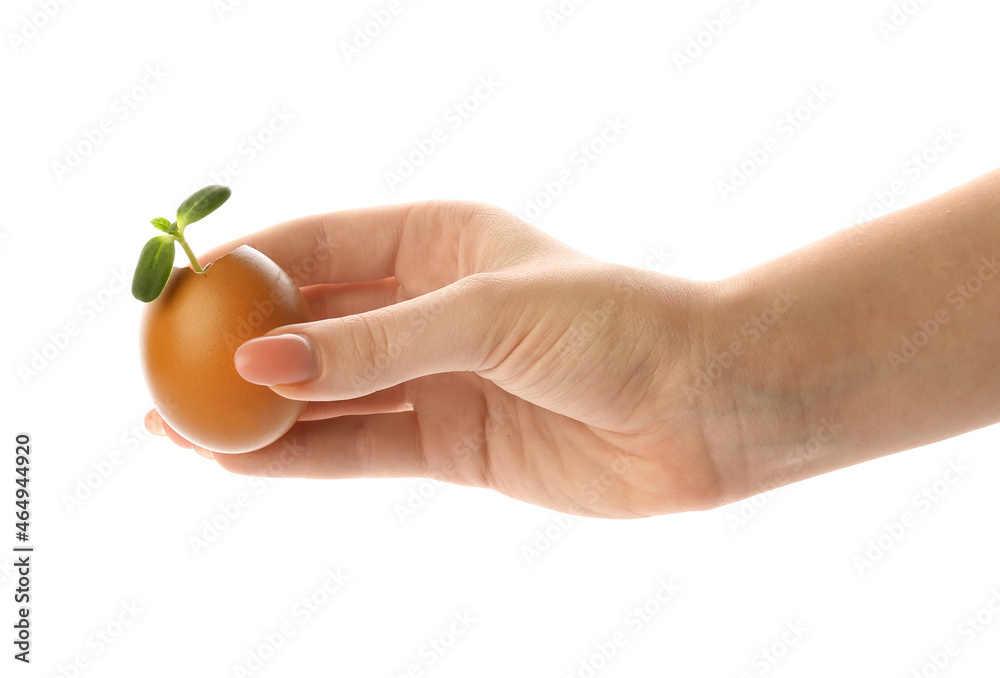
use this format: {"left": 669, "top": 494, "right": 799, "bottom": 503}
{"left": 234, "top": 276, "right": 506, "bottom": 400}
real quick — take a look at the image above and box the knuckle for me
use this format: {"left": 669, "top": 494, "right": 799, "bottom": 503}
{"left": 339, "top": 309, "right": 399, "bottom": 392}
{"left": 452, "top": 272, "right": 513, "bottom": 366}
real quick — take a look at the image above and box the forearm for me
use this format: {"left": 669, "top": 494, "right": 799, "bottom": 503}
{"left": 703, "top": 166, "right": 1000, "bottom": 500}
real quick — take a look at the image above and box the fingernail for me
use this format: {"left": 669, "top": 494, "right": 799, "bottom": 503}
{"left": 194, "top": 445, "right": 214, "bottom": 460}
{"left": 144, "top": 410, "right": 165, "bottom": 436}
{"left": 235, "top": 334, "right": 318, "bottom": 386}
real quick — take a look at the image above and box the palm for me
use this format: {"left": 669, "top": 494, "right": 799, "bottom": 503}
{"left": 388, "top": 333, "right": 719, "bottom": 516}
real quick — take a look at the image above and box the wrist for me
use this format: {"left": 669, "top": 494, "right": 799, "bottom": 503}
{"left": 693, "top": 274, "right": 845, "bottom": 503}
{"left": 692, "top": 168, "right": 1000, "bottom": 505}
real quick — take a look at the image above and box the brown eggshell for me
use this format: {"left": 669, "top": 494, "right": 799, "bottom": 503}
{"left": 140, "top": 245, "right": 311, "bottom": 453}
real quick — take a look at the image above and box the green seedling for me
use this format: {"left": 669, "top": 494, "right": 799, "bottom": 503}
{"left": 131, "top": 185, "right": 232, "bottom": 302}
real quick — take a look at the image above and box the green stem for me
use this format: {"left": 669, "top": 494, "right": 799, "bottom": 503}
{"left": 177, "top": 237, "right": 204, "bottom": 274}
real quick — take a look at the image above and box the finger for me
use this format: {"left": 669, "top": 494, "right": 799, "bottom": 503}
{"left": 160, "top": 415, "right": 192, "bottom": 449}
{"left": 194, "top": 201, "right": 479, "bottom": 288}
{"left": 301, "top": 278, "right": 401, "bottom": 319}
{"left": 145, "top": 410, "right": 215, "bottom": 459}
{"left": 233, "top": 274, "right": 509, "bottom": 401}
{"left": 211, "top": 412, "right": 425, "bottom": 479}
{"left": 299, "top": 384, "right": 410, "bottom": 420}
{"left": 144, "top": 409, "right": 165, "bottom": 436}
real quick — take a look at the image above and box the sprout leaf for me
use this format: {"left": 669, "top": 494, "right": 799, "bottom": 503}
{"left": 176, "top": 185, "right": 231, "bottom": 231}
{"left": 150, "top": 217, "right": 172, "bottom": 232}
{"left": 132, "top": 235, "right": 176, "bottom": 302}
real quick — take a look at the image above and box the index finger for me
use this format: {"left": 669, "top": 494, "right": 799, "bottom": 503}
{"left": 194, "top": 200, "right": 476, "bottom": 288}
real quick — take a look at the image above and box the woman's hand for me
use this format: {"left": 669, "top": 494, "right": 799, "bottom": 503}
{"left": 147, "top": 168, "right": 1000, "bottom": 517}
{"left": 146, "top": 201, "right": 730, "bottom": 518}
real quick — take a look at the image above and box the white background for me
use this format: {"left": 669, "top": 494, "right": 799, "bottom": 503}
{"left": 3, "top": 0, "right": 1000, "bottom": 676}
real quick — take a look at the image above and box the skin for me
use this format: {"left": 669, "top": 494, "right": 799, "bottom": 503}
{"left": 146, "top": 166, "right": 1000, "bottom": 518}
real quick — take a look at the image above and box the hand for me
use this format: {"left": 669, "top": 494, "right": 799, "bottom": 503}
{"left": 145, "top": 201, "right": 726, "bottom": 518}
{"left": 147, "top": 169, "right": 1000, "bottom": 517}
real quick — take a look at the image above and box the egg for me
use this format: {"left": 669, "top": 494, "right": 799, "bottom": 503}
{"left": 139, "top": 245, "right": 311, "bottom": 453}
